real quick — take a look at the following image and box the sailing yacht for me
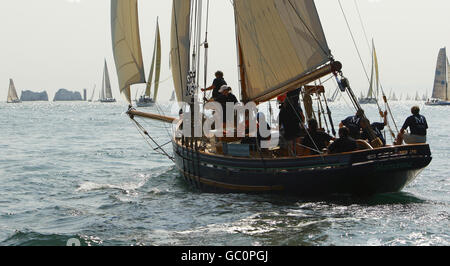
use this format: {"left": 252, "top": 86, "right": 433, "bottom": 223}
{"left": 88, "top": 85, "right": 96, "bottom": 102}
{"left": 99, "top": 60, "right": 116, "bottom": 103}
{"left": 415, "top": 92, "right": 420, "bottom": 101}
{"left": 111, "top": 0, "right": 431, "bottom": 197}
{"left": 7, "top": 79, "right": 21, "bottom": 103}
{"left": 359, "top": 40, "right": 379, "bottom": 105}
{"left": 426, "top": 47, "right": 450, "bottom": 106}
{"left": 137, "top": 19, "right": 161, "bottom": 108}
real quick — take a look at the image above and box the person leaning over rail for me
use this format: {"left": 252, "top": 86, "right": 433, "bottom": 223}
{"left": 396, "top": 106, "right": 428, "bottom": 145}
{"left": 327, "top": 127, "right": 357, "bottom": 154}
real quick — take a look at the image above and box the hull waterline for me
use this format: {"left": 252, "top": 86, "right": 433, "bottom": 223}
{"left": 173, "top": 142, "right": 432, "bottom": 197}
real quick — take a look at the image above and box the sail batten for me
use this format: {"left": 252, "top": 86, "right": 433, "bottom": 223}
{"left": 234, "top": 0, "right": 332, "bottom": 103}
{"left": 111, "top": 0, "right": 146, "bottom": 103}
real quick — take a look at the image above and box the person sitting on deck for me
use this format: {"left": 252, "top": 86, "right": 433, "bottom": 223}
{"left": 256, "top": 112, "right": 271, "bottom": 149}
{"left": 302, "top": 119, "right": 335, "bottom": 154}
{"left": 327, "top": 127, "right": 357, "bottom": 154}
{"left": 201, "top": 71, "right": 227, "bottom": 100}
{"left": 361, "top": 111, "right": 388, "bottom": 146}
{"left": 340, "top": 109, "right": 365, "bottom": 139}
{"left": 396, "top": 106, "right": 428, "bottom": 144}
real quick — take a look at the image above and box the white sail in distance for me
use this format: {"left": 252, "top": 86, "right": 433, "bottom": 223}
{"left": 7, "top": 79, "right": 20, "bottom": 103}
{"left": 234, "top": 0, "right": 332, "bottom": 103}
{"left": 111, "top": 0, "right": 146, "bottom": 104}
{"left": 170, "top": 0, "right": 191, "bottom": 103}
{"left": 103, "top": 60, "right": 113, "bottom": 99}
{"left": 432, "top": 47, "right": 448, "bottom": 100}
{"left": 145, "top": 19, "right": 162, "bottom": 101}
{"left": 367, "top": 40, "right": 380, "bottom": 99}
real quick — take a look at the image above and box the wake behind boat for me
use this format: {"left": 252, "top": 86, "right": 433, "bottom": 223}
{"left": 110, "top": 0, "right": 432, "bottom": 197}
{"left": 426, "top": 47, "right": 450, "bottom": 106}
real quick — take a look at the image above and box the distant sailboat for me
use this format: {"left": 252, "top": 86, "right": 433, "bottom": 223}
{"left": 7, "top": 79, "right": 21, "bottom": 103}
{"left": 391, "top": 92, "right": 398, "bottom": 101}
{"left": 88, "top": 85, "right": 96, "bottom": 102}
{"left": 415, "top": 92, "right": 420, "bottom": 101}
{"left": 359, "top": 40, "right": 380, "bottom": 105}
{"left": 426, "top": 47, "right": 450, "bottom": 106}
{"left": 137, "top": 19, "right": 162, "bottom": 108}
{"left": 99, "top": 60, "right": 116, "bottom": 103}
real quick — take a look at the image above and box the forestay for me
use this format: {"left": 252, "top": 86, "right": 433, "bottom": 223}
{"left": 111, "top": 0, "right": 146, "bottom": 103}
{"left": 234, "top": 0, "right": 332, "bottom": 103}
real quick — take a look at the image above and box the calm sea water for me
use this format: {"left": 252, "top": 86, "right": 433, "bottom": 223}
{"left": 0, "top": 100, "right": 448, "bottom": 246}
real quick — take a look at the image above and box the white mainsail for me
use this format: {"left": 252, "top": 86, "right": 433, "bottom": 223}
{"left": 234, "top": 0, "right": 332, "bottom": 103}
{"left": 145, "top": 19, "right": 162, "bottom": 101}
{"left": 170, "top": 0, "right": 192, "bottom": 103}
{"left": 432, "top": 47, "right": 448, "bottom": 100}
{"left": 7, "top": 79, "right": 20, "bottom": 103}
{"left": 104, "top": 60, "right": 113, "bottom": 99}
{"left": 111, "top": 0, "right": 146, "bottom": 104}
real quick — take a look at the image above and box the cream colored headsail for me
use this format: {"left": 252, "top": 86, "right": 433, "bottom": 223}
{"left": 432, "top": 47, "right": 447, "bottom": 100}
{"left": 146, "top": 19, "right": 162, "bottom": 101}
{"left": 111, "top": 0, "right": 146, "bottom": 104}
{"left": 367, "top": 40, "right": 380, "bottom": 99}
{"left": 7, "top": 79, "right": 19, "bottom": 103}
{"left": 234, "top": 0, "right": 332, "bottom": 103}
{"left": 170, "top": 0, "right": 191, "bottom": 103}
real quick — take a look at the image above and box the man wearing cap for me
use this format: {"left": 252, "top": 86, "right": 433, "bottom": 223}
{"left": 201, "top": 71, "right": 227, "bottom": 100}
{"left": 215, "top": 85, "right": 239, "bottom": 123}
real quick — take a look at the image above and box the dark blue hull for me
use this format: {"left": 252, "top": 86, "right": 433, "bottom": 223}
{"left": 173, "top": 142, "right": 432, "bottom": 197}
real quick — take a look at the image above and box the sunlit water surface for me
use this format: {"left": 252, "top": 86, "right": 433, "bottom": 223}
{"left": 0, "top": 101, "right": 448, "bottom": 246}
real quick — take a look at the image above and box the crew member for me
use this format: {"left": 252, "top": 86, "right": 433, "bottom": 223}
{"left": 328, "top": 127, "right": 357, "bottom": 154}
{"left": 361, "top": 111, "right": 388, "bottom": 146}
{"left": 396, "top": 106, "right": 428, "bottom": 144}
{"left": 201, "top": 71, "right": 227, "bottom": 100}
{"left": 302, "top": 119, "right": 334, "bottom": 154}
{"left": 340, "top": 109, "right": 365, "bottom": 139}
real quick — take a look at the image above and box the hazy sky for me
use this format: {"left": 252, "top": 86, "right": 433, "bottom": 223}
{"left": 1, "top": 0, "right": 449, "bottom": 102}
